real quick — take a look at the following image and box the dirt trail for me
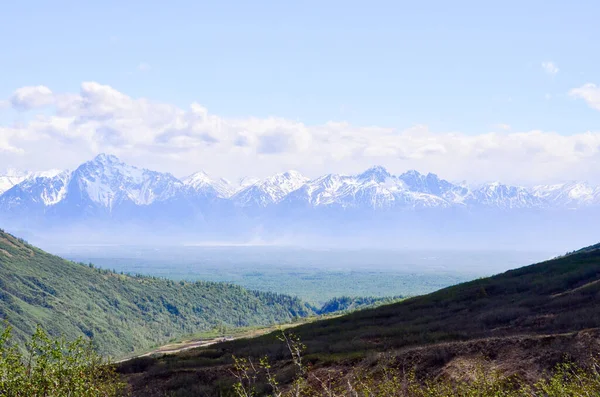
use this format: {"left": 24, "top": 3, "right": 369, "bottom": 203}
{"left": 116, "top": 337, "right": 234, "bottom": 363}
{"left": 116, "top": 316, "right": 333, "bottom": 364}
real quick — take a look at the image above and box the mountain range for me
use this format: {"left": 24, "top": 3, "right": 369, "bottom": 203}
{"left": 1, "top": 154, "right": 599, "bottom": 249}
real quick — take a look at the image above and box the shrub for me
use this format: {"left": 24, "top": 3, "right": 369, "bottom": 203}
{"left": 0, "top": 324, "right": 127, "bottom": 396}
{"left": 231, "top": 332, "right": 600, "bottom": 397}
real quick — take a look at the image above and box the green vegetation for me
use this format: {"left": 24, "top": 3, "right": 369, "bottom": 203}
{"left": 65, "top": 249, "right": 475, "bottom": 305}
{"left": 121, "top": 245, "right": 600, "bottom": 395}
{"left": 0, "top": 324, "right": 125, "bottom": 396}
{"left": 0, "top": 230, "right": 313, "bottom": 358}
{"left": 316, "top": 296, "right": 404, "bottom": 314}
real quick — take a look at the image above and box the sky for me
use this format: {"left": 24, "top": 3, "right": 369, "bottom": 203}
{"left": 1, "top": 0, "right": 600, "bottom": 185}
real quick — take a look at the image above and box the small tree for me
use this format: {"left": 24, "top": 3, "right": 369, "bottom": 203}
{"left": 0, "top": 324, "right": 127, "bottom": 396}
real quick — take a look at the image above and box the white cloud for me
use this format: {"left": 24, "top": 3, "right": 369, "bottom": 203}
{"left": 10, "top": 85, "right": 54, "bottom": 110}
{"left": 542, "top": 61, "right": 559, "bottom": 76}
{"left": 570, "top": 83, "right": 600, "bottom": 111}
{"left": 4, "top": 82, "right": 600, "bottom": 185}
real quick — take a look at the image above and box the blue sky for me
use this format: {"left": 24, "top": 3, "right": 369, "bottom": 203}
{"left": 1, "top": 1, "right": 600, "bottom": 184}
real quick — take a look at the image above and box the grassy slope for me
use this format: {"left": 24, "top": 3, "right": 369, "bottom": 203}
{"left": 122, "top": 245, "right": 600, "bottom": 395}
{"left": 0, "top": 230, "right": 313, "bottom": 357}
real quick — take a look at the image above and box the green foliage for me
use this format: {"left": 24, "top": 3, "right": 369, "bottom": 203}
{"left": 0, "top": 323, "right": 126, "bottom": 396}
{"left": 0, "top": 230, "right": 313, "bottom": 358}
{"left": 316, "top": 296, "right": 404, "bottom": 314}
{"left": 76, "top": 254, "right": 468, "bottom": 306}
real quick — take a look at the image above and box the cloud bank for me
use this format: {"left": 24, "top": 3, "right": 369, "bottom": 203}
{"left": 3, "top": 81, "right": 600, "bottom": 185}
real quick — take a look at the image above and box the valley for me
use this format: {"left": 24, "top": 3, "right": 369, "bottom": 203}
{"left": 50, "top": 244, "right": 552, "bottom": 304}
{"left": 3, "top": 226, "right": 600, "bottom": 395}
{"left": 118, "top": 243, "right": 600, "bottom": 395}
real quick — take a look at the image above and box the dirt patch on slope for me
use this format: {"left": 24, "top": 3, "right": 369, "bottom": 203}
{"left": 382, "top": 328, "right": 600, "bottom": 383}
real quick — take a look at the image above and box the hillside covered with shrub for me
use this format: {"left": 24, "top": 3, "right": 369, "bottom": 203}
{"left": 0, "top": 229, "right": 313, "bottom": 357}
{"left": 122, "top": 242, "right": 600, "bottom": 395}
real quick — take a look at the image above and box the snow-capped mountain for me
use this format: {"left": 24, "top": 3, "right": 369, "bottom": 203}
{"left": 2, "top": 154, "right": 600, "bottom": 249}
{"left": 4, "top": 156, "right": 600, "bottom": 213}
{"left": 183, "top": 171, "right": 234, "bottom": 198}
{"left": 232, "top": 171, "right": 309, "bottom": 207}
{"left": 237, "top": 176, "right": 261, "bottom": 190}
{"left": 0, "top": 169, "right": 71, "bottom": 211}
{"left": 531, "top": 182, "right": 600, "bottom": 208}
{"left": 0, "top": 154, "right": 188, "bottom": 218}
{"left": 399, "top": 170, "right": 471, "bottom": 204}
{"left": 0, "top": 169, "right": 31, "bottom": 194}
{"left": 64, "top": 154, "right": 184, "bottom": 211}
{"left": 468, "top": 182, "right": 543, "bottom": 209}
{"left": 283, "top": 167, "right": 450, "bottom": 209}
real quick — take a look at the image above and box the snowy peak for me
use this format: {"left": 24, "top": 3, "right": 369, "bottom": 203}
{"left": 0, "top": 170, "right": 71, "bottom": 208}
{"left": 398, "top": 170, "right": 457, "bottom": 196}
{"left": 531, "top": 182, "right": 600, "bottom": 208}
{"left": 357, "top": 166, "right": 391, "bottom": 183}
{"left": 233, "top": 170, "right": 309, "bottom": 207}
{"left": 4, "top": 157, "right": 600, "bottom": 214}
{"left": 285, "top": 173, "right": 353, "bottom": 206}
{"left": 469, "top": 182, "right": 540, "bottom": 209}
{"left": 70, "top": 154, "right": 183, "bottom": 208}
{"left": 237, "top": 176, "right": 261, "bottom": 190}
{"left": 0, "top": 169, "right": 30, "bottom": 194}
{"left": 92, "top": 153, "right": 122, "bottom": 165}
{"left": 183, "top": 171, "right": 234, "bottom": 198}
{"left": 284, "top": 169, "right": 451, "bottom": 210}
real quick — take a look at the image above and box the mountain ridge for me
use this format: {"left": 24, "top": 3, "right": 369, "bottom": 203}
{"left": 2, "top": 154, "right": 600, "bottom": 249}
{"left": 6, "top": 154, "right": 600, "bottom": 211}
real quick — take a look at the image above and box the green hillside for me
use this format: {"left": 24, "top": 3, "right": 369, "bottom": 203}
{"left": 315, "top": 295, "right": 404, "bottom": 314}
{"left": 122, "top": 244, "right": 600, "bottom": 395}
{"left": 0, "top": 229, "right": 313, "bottom": 358}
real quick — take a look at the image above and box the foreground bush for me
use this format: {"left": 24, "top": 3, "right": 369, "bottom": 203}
{"left": 232, "top": 331, "right": 600, "bottom": 397}
{"left": 0, "top": 324, "right": 126, "bottom": 396}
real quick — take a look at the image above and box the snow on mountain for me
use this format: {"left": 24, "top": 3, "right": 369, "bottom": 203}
{"left": 0, "top": 168, "right": 62, "bottom": 194}
{"left": 469, "top": 182, "right": 542, "bottom": 209}
{"left": 399, "top": 170, "right": 471, "bottom": 204}
{"left": 284, "top": 167, "right": 449, "bottom": 209}
{"left": 4, "top": 156, "right": 600, "bottom": 249}
{"left": 68, "top": 154, "right": 184, "bottom": 210}
{"left": 0, "top": 169, "right": 71, "bottom": 209}
{"left": 342, "top": 168, "right": 450, "bottom": 209}
{"left": 3, "top": 155, "right": 600, "bottom": 219}
{"left": 284, "top": 173, "right": 354, "bottom": 207}
{"left": 0, "top": 169, "right": 31, "bottom": 194}
{"left": 237, "top": 177, "right": 261, "bottom": 191}
{"left": 232, "top": 171, "right": 309, "bottom": 207}
{"left": 531, "top": 182, "right": 600, "bottom": 208}
{"left": 183, "top": 171, "right": 234, "bottom": 198}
